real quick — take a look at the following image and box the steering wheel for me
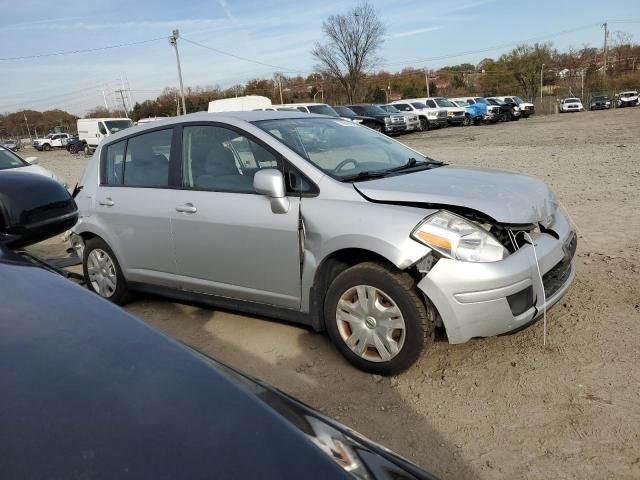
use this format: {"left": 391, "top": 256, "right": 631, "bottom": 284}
{"left": 334, "top": 158, "right": 358, "bottom": 174}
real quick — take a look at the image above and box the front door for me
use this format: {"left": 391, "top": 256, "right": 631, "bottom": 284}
{"left": 95, "top": 128, "right": 178, "bottom": 286}
{"left": 171, "top": 124, "right": 301, "bottom": 309}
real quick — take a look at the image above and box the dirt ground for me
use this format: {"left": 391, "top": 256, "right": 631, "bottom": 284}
{"left": 29, "top": 108, "right": 640, "bottom": 479}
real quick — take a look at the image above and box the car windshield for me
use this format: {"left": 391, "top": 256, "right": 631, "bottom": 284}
{"left": 593, "top": 96, "right": 608, "bottom": 101}
{"left": 434, "top": 98, "right": 455, "bottom": 107}
{"left": 333, "top": 106, "right": 356, "bottom": 116}
{"left": 0, "top": 147, "right": 27, "bottom": 170}
{"left": 621, "top": 92, "right": 636, "bottom": 97}
{"left": 474, "top": 98, "right": 488, "bottom": 104}
{"left": 513, "top": 96, "right": 526, "bottom": 104}
{"left": 307, "top": 105, "right": 338, "bottom": 116}
{"left": 104, "top": 120, "right": 133, "bottom": 133}
{"left": 254, "top": 117, "right": 436, "bottom": 180}
{"left": 381, "top": 105, "right": 400, "bottom": 113}
{"left": 486, "top": 98, "right": 501, "bottom": 105}
{"left": 566, "top": 98, "right": 580, "bottom": 103}
{"left": 359, "top": 105, "right": 386, "bottom": 115}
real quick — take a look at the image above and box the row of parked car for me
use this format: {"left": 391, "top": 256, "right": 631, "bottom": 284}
{"left": 560, "top": 90, "right": 640, "bottom": 112}
{"left": 254, "top": 95, "right": 535, "bottom": 135}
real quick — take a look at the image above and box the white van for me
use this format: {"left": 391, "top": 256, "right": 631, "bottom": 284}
{"left": 208, "top": 95, "right": 272, "bottom": 113}
{"left": 77, "top": 118, "right": 133, "bottom": 153}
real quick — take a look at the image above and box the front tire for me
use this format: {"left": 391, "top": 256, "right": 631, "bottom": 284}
{"left": 324, "top": 262, "right": 430, "bottom": 375}
{"left": 83, "top": 237, "right": 131, "bottom": 305}
{"left": 418, "top": 117, "right": 429, "bottom": 132}
{"left": 462, "top": 115, "right": 471, "bottom": 127}
{"left": 43, "top": 143, "right": 51, "bottom": 151}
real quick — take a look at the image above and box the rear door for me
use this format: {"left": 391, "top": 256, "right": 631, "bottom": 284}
{"left": 94, "top": 128, "right": 179, "bottom": 287}
{"left": 170, "top": 123, "right": 302, "bottom": 308}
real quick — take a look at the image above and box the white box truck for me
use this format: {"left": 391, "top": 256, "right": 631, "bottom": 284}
{"left": 208, "top": 95, "right": 272, "bottom": 113}
{"left": 77, "top": 118, "right": 133, "bottom": 154}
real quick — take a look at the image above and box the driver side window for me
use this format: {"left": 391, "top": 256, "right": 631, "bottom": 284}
{"left": 98, "top": 122, "right": 107, "bottom": 135}
{"left": 426, "top": 100, "right": 437, "bottom": 108}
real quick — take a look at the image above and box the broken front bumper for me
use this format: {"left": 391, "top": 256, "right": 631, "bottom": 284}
{"left": 417, "top": 212, "right": 576, "bottom": 344}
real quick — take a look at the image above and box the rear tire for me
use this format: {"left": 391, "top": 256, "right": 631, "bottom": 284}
{"left": 324, "top": 261, "right": 430, "bottom": 375}
{"left": 84, "top": 144, "right": 92, "bottom": 155}
{"left": 419, "top": 117, "right": 429, "bottom": 131}
{"left": 69, "top": 144, "right": 78, "bottom": 154}
{"left": 83, "top": 237, "right": 131, "bottom": 305}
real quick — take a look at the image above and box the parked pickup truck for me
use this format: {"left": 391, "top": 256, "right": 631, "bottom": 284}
{"left": 390, "top": 99, "right": 447, "bottom": 131}
{"left": 379, "top": 104, "right": 421, "bottom": 132}
{"left": 32, "top": 133, "right": 71, "bottom": 151}
{"left": 346, "top": 104, "right": 407, "bottom": 134}
{"left": 496, "top": 96, "right": 535, "bottom": 117}
{"left": 450, "top": 97, "right": 500, "bottom": 123}
{"left": 332, "top": 105, "right": 380, "bottom": 130}
{"left": 485, "top": 97, "right": 521, "bottom": 121}
{"left": 615, "top": 91, "right": 639, "bottom": 108}
{"left": 421, "top": 97, "right": 466, "bottom": 126}
{"left": 449, "top": 99, "right": 483, "bottom": 125}
{"left": 559, "top": 97, "right": 585, "bottom": 113}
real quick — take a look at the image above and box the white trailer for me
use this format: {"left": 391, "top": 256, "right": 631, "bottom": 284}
{"left": 77, "top": 118, "right": 133, "bottom": 153}
{"left": 208, "top": 95, "right": 272, "bottom": 113}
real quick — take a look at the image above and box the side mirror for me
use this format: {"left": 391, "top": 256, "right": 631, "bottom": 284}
{"left": 24, "top": 156, "right": 39, "bottom": 165}
{"left": 253, "top": 169, "right": 289, "bottom": 214}
{"left": 0, "top": 171, "right": 78, "bottom": 249}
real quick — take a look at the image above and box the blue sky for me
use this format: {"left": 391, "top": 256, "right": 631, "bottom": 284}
{"left": 1, "top": 0, "right": 638, "bottom": 115}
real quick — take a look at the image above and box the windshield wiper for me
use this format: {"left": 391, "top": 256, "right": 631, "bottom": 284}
{"left": 338, "top": 170, "right": 390, "bottom": 182}
{"left": 385, "top": 157, "right": 443, "bottom": 173}
{"left": 339, "top": 158, "right": 444, "bottom": 182}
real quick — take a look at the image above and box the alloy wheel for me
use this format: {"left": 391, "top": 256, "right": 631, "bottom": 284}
{"left": 335, "top": 285, "right": 406, "bottom": 362}
{"left": 87, "top": 248, "right": 117, "bottom": 298}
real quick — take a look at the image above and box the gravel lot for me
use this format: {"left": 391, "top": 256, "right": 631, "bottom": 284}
{"left": 29, "top": 108, "right": 640, "bottom": 479}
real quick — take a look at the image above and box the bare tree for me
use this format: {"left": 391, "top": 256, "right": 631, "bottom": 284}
{"left": 312, "top": 1, "right": 385, "bottom": 103}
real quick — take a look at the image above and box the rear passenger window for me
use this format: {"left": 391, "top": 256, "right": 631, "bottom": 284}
{"left": 104, "top": 140, "right": 125, "bottom": 185}
{"left": 123, "top": 129, "right": 172, "bottom": 187}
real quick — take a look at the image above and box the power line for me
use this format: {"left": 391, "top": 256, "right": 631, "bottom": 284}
{"left": 379, "top": 23, "right": 603, "bottom": 68}
{"left": 180, "top": 37, "right": 301, "bottom": 73}
{"left": 0, "top": 36, "right": 165, "bottom": 61}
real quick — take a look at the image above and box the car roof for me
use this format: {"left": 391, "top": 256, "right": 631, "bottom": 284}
{"left": 103, "top": 110, "right": 321, "bottom": 144}
{"left": 0, "top": 247, "right": 358, "bottom": 480}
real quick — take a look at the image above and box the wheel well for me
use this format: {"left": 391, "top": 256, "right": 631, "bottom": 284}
{"left": 309, "top": 248, "right": 399, "bottom": 332}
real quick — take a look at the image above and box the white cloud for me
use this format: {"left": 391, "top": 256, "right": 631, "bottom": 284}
{"left": 386, "top": 25, "right": 444, "bottom": 39}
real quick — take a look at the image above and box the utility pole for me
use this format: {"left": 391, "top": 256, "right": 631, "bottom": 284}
{"left": 169, "top": 29, "right": 187, "bottom": 115}
{"left": 602, "top": 22, "right": 609, "bottom": 73}
{"left": 115, "top": 89, "right": 128, "bottom": 117}
{"left": 540, "top": 63, "right": 545, "bottom": 105}
{"left": 101, "top": 89, "right": 109, "bottom": 110}
{"left": 278, "top": 75, "right": 283, "bottom": 104}
{"left": 23, "top": 111, "right": 32, "bottom": 143}
{"left": 424, "top": 67, "right": 430, "bottom": 97}
{"left": 581, "top": 69, "right": 585, "bottom": 100}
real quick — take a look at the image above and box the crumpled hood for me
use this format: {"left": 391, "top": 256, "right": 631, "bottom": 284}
{"left": 354, "top": 165, "right": 557, "bottom": 225}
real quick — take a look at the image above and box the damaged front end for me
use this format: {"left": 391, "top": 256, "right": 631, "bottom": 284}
{"left": 408, "top": 206, "right": 576, "bottom": 344}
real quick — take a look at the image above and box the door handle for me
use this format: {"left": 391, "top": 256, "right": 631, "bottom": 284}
{"left": 176, "top": 203, "right": 197, "bottom": 214}
{"left": 98, "top": 198, "right": 115, "bottom": 207}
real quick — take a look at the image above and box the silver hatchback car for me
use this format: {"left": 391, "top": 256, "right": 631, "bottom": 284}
{"left": 72, "top": 111, "right": 576, "bottom": 375}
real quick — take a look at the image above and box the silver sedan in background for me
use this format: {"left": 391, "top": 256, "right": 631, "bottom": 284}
{"left": 71, "top": 111, "right": 576, "bottom": 375}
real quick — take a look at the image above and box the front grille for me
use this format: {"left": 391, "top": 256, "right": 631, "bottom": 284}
{"left": 454, "top": 111, "right": 463, "bottom": 116}
{"left": 542, "top": 231, "right": 576, "bottom": 298}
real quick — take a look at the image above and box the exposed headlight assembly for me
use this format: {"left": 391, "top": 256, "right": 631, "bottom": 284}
{"left": 412, "top": 210, "right": 507, "bottom": 262}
